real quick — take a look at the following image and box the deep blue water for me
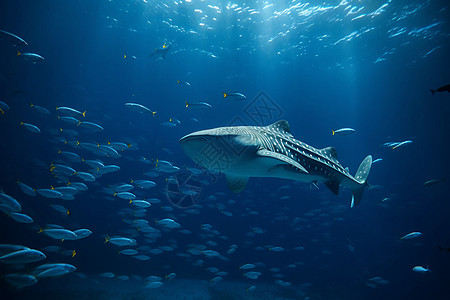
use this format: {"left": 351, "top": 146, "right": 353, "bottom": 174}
{"left": 1, "top": 0, "right": 450, "bottom": 299}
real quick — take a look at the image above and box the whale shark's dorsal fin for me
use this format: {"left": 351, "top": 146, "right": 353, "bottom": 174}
{"left": 268, "top": 120, "right": 290, "bottom": 133}
{"left": 321, "top": 147, "right": 338, "bottom": 159}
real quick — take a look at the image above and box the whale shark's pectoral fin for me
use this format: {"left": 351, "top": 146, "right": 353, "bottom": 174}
{"left": 256, "top": 149, "right": 308, "bottom": 173}
{"left": 225, "top": 175, "right": 249, "bottom": 193}
{"left": 324, "top": 180, "right": 340, "bottom": 195}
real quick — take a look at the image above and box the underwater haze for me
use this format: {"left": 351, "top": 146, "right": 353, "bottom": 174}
{"left": 1, "top": 0, "right": 450, "bottom": 299}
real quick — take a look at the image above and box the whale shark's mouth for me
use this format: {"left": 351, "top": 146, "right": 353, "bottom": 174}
{"left": 179, "top": 135, "right": 209, "bottom": 144}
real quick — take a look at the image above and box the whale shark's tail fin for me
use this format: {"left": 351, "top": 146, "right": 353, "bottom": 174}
{"left": 350, "top": 155, "right": 372, "bottom": 208}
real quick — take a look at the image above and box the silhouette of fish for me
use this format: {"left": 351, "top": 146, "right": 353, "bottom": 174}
{"left": 431, "top": 84, "right": 450, "bottom": 95}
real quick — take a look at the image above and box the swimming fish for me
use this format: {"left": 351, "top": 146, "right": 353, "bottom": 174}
{"left": 37, "top": 188, "right": 63, "bottom": 199}
{"left": 119, "top": 249, "right": 138, "bottom": 255}
{"left": 56, "top": 188, "right": 77, "bottom": 200}
{"left": 154, "top": 160, "right": 180, "bottom": 173}
{"left": 211, "top": 276, "right": 223, "bottom": 284}
{"left": 50, "top": 204, "right": 70, "bottom": 216}
{"left": 269, "top": 246, "right": 284, "bottom": 252}
{"left": 30, "top": 103, "right": 50, "bottom": 114}
{"left": 56, "top": 106, "right": 86, "bottom": 118}
{"left": 33, "top": 263, "right": 76, "bottom": 278}
{"left": 107, "top": 142, "right": 131, "bottom": 151}
{"left": 185, "top": 101, "right": 212, "bottom": 109}
{"left": 170, "top": 117, "right": 181, "bottom": 125}
{"left": 180, "top": 120, "right": 372, "bottom": 207}
{"left": 161, "top": 121, "right": 176, "bottom": 127}
{"left": 101, "top": 272, "right": 116, "bottom": 278}
{"left": 438, "top": 245, "right": 450, "bottom": 252}
{"left": 0, "top": 29, "right": 28, "bottom": 46}
{"left": 125, "top": 103, "right": 156, "bottom": 116}
{"left": 133, "top": 255, "right": 150, "bottom": 261}
{"left": 246, "top": 285, "right": 256, "bottom": 292}
{"left": 123, "top": 54, "right": 137, "bottom": 59}
{"left": 400, "top": 232, "right": 422, "bottom": 240}
{"left": 0, "top": 192, "right": 22, "bottom": 213}
{"left": 113, "top": 184, "right": 134, "bottom": 193}
{"left": 39, "top": 228, "right": 77, "bottom": 241}
{"left": 0, "top": 100, "right": 10, "bottom": 115}
{"left": 149, "top": 44, "right": 171, "bottom": 59}
{"left": 131, "top": 200, "right": 151, "bottom": 208}
{"left": 332, "top": 128, "right": 355, "bottom": 136}
{"left": 381, "top": 142, "right": 398, "bottom": 148}
{"left": 97, "top": 165, "right": 120, "bottom": 174}
{"left": 147, "top": 198, "right": 161, "bottom": 204}
{"left": 156, "top": 218, "right": 180, "bottom": 229}
{"left": 50, "top": 163, "right": 76, "bottom": 176}
{"left": 392, "top": 140, "right": 412, "bottom": 149}
{"left": 145, "top": 281, "right": 163, "bottom": 288}
{"left": 113, "top": 192, "right": 136, "bottom": 200}
{"left": 17, "top": 51, "right": 44, "bottom": 63}
{"left": 98, "top": 145, "right": 121, "bottom": 158}
{"left": 78, "top": 121, "right": 104, "bottom": 132}
{"left": 412, "top": 266, "right": 431, "bottom": 273}
{"left": 177, "top": 80, "right": 190, "bottom": 86}
{"left": 0, "top": 249, "right": 46, "bottom": 264}
{"left": 132, "top": 180, "right": 156, "bottom": 189}
{"left": 104, "top": 236, "right": 136, "bottom": 246}
{"left": 240, "top": 263, "right": 256, "bottom": 270}
{"left": 73, "top": 229, "right": 92, "bottom": 240}
{"left": 0, "top": 244, "right": 29, "bottom": 256}
{"left": 59, "top": 128, "right": 79, "bottom": 137}
{"left": 431, "top": 84, "right": 450, "bottom": 95}
{"left": 3, "top": 273, "right": 37, "bottom": 288}
{"left": 223, "top": 92, "right": 246, "bottom": 100}
{"left": 68, "top": 182, "right": 88, "bottom": 191}
{"left": 201, "top": 250, "right": 220, "bottom": 257}
{"left": 9, "top": 212, "right": 34, "bottom": 224}
{"left": 57, "top": 150, "right": 82, "bottom": 162}
{"left": 75, "top": 171, "right": 96, "bottom": 182}
{"left": 243, "top": 271, "right": 261, "bottom": 279}
{"left": 17, "top": 181, "right": 36, "bottom": 196}
{"left": 20, "top": 122, "right": 40, "bottom": 133}
{"left": 423, "top": 179, "right": 443, "bottom": 186}
{"left": 368, "top": 276, "right": 390, "bottom": 286}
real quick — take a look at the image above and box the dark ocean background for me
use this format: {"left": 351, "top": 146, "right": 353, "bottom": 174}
{"left": 1, "top": 0, "right": 450, "bottom": 299}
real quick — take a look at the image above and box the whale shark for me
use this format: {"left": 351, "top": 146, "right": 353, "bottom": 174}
{"left": 180, "top": 120, "right": 372, "bottom": 207}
